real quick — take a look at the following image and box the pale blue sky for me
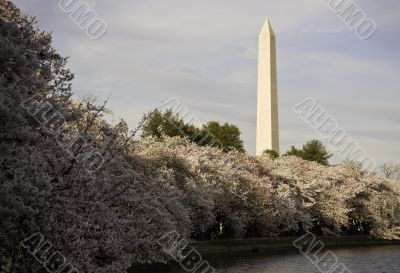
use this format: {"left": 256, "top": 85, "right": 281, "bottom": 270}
{"left": 14, "top": 0, "right": 400, "bottom": 167}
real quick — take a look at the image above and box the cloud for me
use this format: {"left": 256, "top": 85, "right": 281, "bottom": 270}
{"left": 13, "top": 0, "right": 400, "bottom": 166}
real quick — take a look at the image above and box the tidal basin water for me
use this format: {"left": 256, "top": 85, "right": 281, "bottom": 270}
{"left": 211, "top": 245, "right": 400, "bottom": 273}
{"left": 141, "top": 245, "right": 400, "bottom": 273}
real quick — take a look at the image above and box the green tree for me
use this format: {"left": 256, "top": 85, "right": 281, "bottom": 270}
{"left": 284, "top": 140, "right": 332, "bottom": 165}
{"left": 301, "top": 140, "right": 332, "bottom": 165}
{"left": 141, "top": 110, "right": 245, "bottom": 152}
{"left": 201, "top": 121, "right": 245, "bottom": 152}
{"left": 284, "top": 146, "right": 303, "bottom": 157}
{"left": 141, "top": 109, "right": 199, "bottom": 140}
{"left": 262, "top": 149, "right": 279, "bottom": 159}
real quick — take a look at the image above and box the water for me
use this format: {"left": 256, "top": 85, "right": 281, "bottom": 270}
{"left": 134, "top": 245, "right": 400, "bottom": 273}
{"left": 210, "top": 245, "right": 400, "bottom": 273}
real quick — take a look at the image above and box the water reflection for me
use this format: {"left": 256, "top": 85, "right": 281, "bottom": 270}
{"left": 131, "top": 245, "right": 400, "bottom": 273}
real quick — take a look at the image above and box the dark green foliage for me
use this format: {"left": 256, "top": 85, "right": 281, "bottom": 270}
{"left": 262, "top": 149, "right": 279, "bottom": 159}
{"left": 141, "top": 109, "right": 199, "bottom": 141}
{"left": 284, "top": 140, "right": 332, "bottom": 165}
{"left": 141, "top": 109, "right": 245, "bottom": 152}
{"left": 201, "top": 121, "right": 245, "bottom": 152}
{"left": 284, "top": 146, "right": 303, "bottom": 157}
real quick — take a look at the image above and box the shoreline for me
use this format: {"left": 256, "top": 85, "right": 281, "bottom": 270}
{"left": 192, "top": 235, "right": 400, "bottom": 256}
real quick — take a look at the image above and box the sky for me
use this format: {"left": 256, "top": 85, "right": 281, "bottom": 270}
{"left": 13, "top": 0, "right": 400, "bottom": 168}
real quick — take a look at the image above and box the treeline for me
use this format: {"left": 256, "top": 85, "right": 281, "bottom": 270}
{"left": 142, "top": 109, "right": 245, "bottom": 152}
{"left": 135, "top": 137, "right": 400, "bottom": 241}
{"left": 142, "top": 109, "right": 333, "bottom": 166}
{"left": 1, "top": 2, "right": 399, "bottom": 273}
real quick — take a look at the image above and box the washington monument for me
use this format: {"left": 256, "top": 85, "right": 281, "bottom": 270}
{"left": 256, "top": 18, "right": 280, "bottom": 155}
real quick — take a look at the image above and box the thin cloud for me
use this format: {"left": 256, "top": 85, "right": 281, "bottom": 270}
{"left": 13, "top": 0, "right": 400, "bottom": 166}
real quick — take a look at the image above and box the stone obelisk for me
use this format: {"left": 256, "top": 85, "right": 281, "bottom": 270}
{"left": 256, "top": 18, "right": 280, "bottom": 155}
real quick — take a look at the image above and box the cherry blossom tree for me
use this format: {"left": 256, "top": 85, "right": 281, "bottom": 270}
{"left": 1, "top": 2, "right": 399, "bottom": 273}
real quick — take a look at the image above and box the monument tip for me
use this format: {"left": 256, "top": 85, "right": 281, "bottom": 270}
{"left": 260, "top": 18, "right": 275, "bottom": 36}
